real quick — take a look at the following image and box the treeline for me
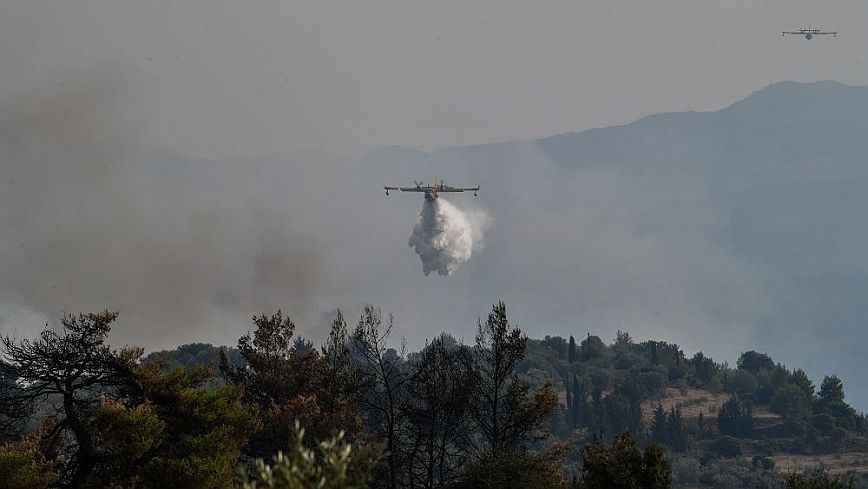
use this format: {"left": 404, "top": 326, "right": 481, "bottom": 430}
{"left": 517, "top": 331, "right": 868, "bottom": 487}
{"left": 0, "top": 302, "right": 664, "bottom": 488}
{"left": 2, "top": 302, "right": 864, "bottom": 488}
{"left": 522, "top": 332, "right": 866, "bottom": 450}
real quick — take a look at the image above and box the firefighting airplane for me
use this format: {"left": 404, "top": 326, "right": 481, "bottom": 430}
{"left": 782, "top": 27, "right": 837, "bottom": 40}
{"left": 384, "top": 179, "right": 480, "bottom": 201}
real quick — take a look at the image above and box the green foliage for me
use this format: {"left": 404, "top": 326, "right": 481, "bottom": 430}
{"left": 791, "top": 369, "right": 816, "bottom": 400}
{"left": 649, "top": 404, "right": 687, "bottom": 452}
{"left": 706, "top": 436, "right": 743, "bottom": 458}
{"left": 133, "top": 362, "right": 261, "bottom": 489}
{"left": 782, "top": 469, "right": 855, "bottom": 489}
{"left": 6, "top": 304, "right": 868, "bottom": 489}
{"left": 717, "top": 395, "right": 754, "bottom": 438}
{"left": 222, "top": 310, "right": 364, "bottom": 459}
{"left": 737, "top": 351, "right": 775, "bottom": 375}
{"left": 771, "top": 383, "right": 812, "bottom": 419}
{"left": 88, "top": 397, "right": 166, "bottom": 486}
{"left": 143, "top": 342, "right": 245, "bottom": 372}
{"left": 0, "top": 310, "right": 142, "bottom": 487}
{"left": 580, "top": 334, "right": 607, "bottom": 362}
{"left": 727, "top": 370, "right": 760, "bottom": 400}
{"left": 458, "top": 449, "right": 569, "bottom": 489}
{"left": 241, "top": 422, "right": 378, "bottom": 489}
{"left": 579, "top": 432, "right": 671, "bottom": 489}
{"left": 689, "top": 352, "right": 718, "bottom": 386}
{"left": 0, "top": 438, "right": 58, "bottom": 489}
{"left": 819, "top": 376, "right": 846, "bottom": 404}
{"left": 86, "top": 362, "right": 261, "bottom": 488}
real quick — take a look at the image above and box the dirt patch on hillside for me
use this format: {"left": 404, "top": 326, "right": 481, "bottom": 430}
{"left": 642, "top": 388, "right": 728, "bottom": 421}
{"left": 769, "top": 453, "right": 868, "bottom": 474}
{"left": 641, "top": 387, "right": 781, "bottom": 426}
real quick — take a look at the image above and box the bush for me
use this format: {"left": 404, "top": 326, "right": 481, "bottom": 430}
{"left": 707, "top": 436, "right": 743, "bottom": 458}
{"left": 459, "top": 449, "right": 569, "bottom": 489}
{"left": 669, "top": 455, "right": 700, "bottom": 486}
{"left": 580, "top": 432, "right": 671, "bottom": 489}
{"left": 0, "top": 438, "right": 57, "bottom": 489}
{"left": 782, "top": 469, "right": 855, "bottom": 489}
{"left": 241, "top": 422, "right": 379, "bottom": 489}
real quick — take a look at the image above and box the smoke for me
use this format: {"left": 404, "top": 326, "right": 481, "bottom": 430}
{"left": 408, "top": 198, "right": 490, "bottom": 276}
{"left": 0, "top": 73, "right": 328, "bottom": 347}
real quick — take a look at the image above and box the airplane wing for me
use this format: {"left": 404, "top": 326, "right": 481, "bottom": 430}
{"left": 438, "top": 185, "right": 480, "bottom": 193}
{"left": 815, "top": 31, "right": 837, "bottom": 35}
{"left": 782, "top": 31, "right": 802, "bottom": 35}
{"left": 398, "top": 186, "right": 430, "bottom": 192}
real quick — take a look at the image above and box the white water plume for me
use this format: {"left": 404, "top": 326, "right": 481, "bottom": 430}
{"left": 408, "top": 198, "right": 489, "bottom": 276}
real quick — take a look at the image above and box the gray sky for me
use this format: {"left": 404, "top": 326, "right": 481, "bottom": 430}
{"left": 4, "top": 2, "right": 868, "bottom": 408}
{"left": 2, "top": 1, "right": 866, "bottom": 158}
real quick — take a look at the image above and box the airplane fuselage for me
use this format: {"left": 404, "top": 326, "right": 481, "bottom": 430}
{"left": 384, "top": 179, "right": 479, "bottom": 199}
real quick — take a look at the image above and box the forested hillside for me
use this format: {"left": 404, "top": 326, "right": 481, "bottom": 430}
{"left": 518, "top": 332, "right": 868, "bottom": 487}
{"left": 4, "top": 303, "right": 864, "bottom": 488}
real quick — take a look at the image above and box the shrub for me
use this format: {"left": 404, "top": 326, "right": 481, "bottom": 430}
{"left": 708, "top": 436, "right": 743, "bottom": 458}
{"left": 241, "top": 422, "right": 379, "bottom": 489}
{"left": 0, "top": 438, "right": 58, "bottom": 489}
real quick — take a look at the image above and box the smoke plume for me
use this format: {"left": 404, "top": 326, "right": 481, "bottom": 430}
{"left": 0, "top": 74, "right": 328, "bottom": 348}
{"left": 408, "top": 198, "right": 489, "bottom": 276}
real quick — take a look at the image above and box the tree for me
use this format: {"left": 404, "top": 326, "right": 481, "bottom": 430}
{"left": 352, "top": 305, "right": 406, "bottom": 489}
{"left": 580, "top": 432, "right": 671, "bottom": 489}
{"left": 318, "top": 310, "right": 365, "bottom": 442}
{"left": 581, "top": 334, "right": 606, "bottom": 362}
{"left": 241, "top": 421, "right": 379, "bottom": 489}
{"left": 813, "top": 375, "right": 859, "bottom": 436}
{"left": 791, "top": 369, "right": 816, "bottom": 401}
{"left": 649, "top": 404, "right": 686, "bottom": 452}
{"left": 466, "top": 301, "right": 557, "bottom": 455}
{"left": 689, "top": 352, "right": 716, "bottom": 385}
{"left": 666, "top": 407, "right": 687, "bottom": 452}
{"left": 403, "top": 336, "right": 472, "bottom": 488}
{"left": 568, "top": 336, "right": 577, "bottom": 364}
{"left": 614, "top": 331, "right": 633, "bottom": 349}
{"left": 716, "top": 395, "right": 754, "bottom": 438}
{"left": 818, "top": 375, "right": 845, "bottom": 404}
{"left": 737, "top": 351, "right": 775, "bottom": 375}
{"left": 568, "top": 374, "right": 586, "bottom": 428}
{"left": 771, "top": 383, "right": 811, "bottom": 419}
{"left": 121, "top": 362, "right": 260, "bottom": 489}
{"left": 0, "top": 311, "right": 141, "bottom": 488}
{"left": 221, "top": 310, "right": 363, "bottom": 459}
{"left": 650, "top": 404, "right": 667, "bottom": 445}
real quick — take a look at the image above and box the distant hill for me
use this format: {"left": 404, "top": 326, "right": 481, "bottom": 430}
{"left": 356, "top": 81, "right": 868, "bottom": 412}
{"left": 68, "top": 80, "right": 868, "bottom": 416}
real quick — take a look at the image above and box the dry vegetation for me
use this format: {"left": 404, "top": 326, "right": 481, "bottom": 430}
{"left": 769, "top": 452, "right": 868, "bottom": 475}
{"left": 641, "top": 387, "right": 781, "bottom": 425}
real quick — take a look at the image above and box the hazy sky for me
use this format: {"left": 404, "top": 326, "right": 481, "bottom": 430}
{"left": 2, "top": 1, "right": 866, "bottom": 158}
{"left": 4, "top": 2, "right": 868, "bottom": 408}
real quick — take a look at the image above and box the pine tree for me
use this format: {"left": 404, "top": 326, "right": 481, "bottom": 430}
{"left": 650, "top": 404, "right": 667, "bottom": 445}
